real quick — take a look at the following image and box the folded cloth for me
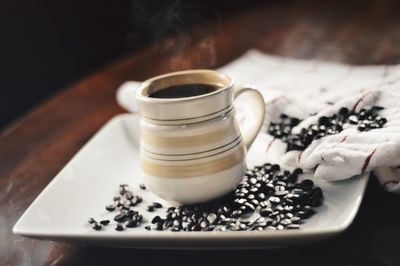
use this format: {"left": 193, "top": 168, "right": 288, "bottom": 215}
{"left": 116, "top": 81, "right": 141, "bottom": 113}
{"left": 115, "top": 49, "right": 400, "bottom": 193}
{"left": 266, "top": 88, "right": 400, "bottom": 194}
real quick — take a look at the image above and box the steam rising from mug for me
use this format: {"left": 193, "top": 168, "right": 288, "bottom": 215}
{"left": 126, "top": 0, "right": 219, "bottom": 70}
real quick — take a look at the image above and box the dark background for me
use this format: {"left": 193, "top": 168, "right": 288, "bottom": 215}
{"left": 0, "top": 0, "right": 271, "bottom": 130}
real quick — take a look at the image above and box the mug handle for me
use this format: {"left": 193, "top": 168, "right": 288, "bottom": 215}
{"left": 233, "top": 86, "right": 266, "bottom": 150}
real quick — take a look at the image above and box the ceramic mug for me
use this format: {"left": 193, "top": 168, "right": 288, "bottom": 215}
{"left": 135, "top": 69, "right": 265, "bottom": 204}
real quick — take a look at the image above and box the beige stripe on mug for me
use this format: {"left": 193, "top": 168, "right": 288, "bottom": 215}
{"left": 141, "top": 124, "right": 240, "bottom": 150}
{"left": 141, "top": 145, "right": 246, "bottom": 178}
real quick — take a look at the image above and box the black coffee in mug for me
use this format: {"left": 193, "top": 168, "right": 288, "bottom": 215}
{"left": 148, "top": 84, "right": 219, "bottom": 99}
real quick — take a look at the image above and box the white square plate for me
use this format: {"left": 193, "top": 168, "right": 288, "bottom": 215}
{"left": 13, "top": 114, "right": 368, "bottom": 249}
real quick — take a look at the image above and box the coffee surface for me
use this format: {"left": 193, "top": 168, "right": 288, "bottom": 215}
{"left": 148, "top": 84, "right": 218, "bottom": 98}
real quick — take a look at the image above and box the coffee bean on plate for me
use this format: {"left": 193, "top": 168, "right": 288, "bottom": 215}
{"left": 89, "top": 161, "right": 324, "bottom": 232}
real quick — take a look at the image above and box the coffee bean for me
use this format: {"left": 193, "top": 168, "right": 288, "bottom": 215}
{"left": 271, "top": 164, "right": 280, "bottom": 171}
{"left": 358, "top": 123, "right": 367, "bottom": 131}
{"left": 113, "top": 196, "right": 120, "bottom": 201}
{"left": 319, "top": 125, "right": 327, "bottom": 132}
{"left": 92, "top": 222, "right": 102, "bottom": 230}
{"left": 250, "top": 186, "right": 259, "bottom": 193}
{"left": 126, "top": 219, "right": 138, "bottom": 228}
{"left": 207, "top": 213, "right": 218, "bottom": 224}
{"left": 358, "top": 110, "right": 366, "bottom": 119}
{"left": 339, "top": 107, "right": 349, "bottom": 116}
{"left": 318, "top": 116, "right": 329, "bottom": 125}
{"left": 287, "top": 224, "right": 300, "bottom": 229}
{"left": 293, "top": 168, "right": 303, "bottom": 175}
{"left": 276, "top": 225, "right": 284, "bottom": 230}
{"left": 125, "top": 191, "right": 134, "bottom": 200}
{"left": 311, "top": 187, "right": 323, "bottom": 197}
{"left": 139, "top": 183, "right": 146, "bottom": 190}
{"left": 348, "top": 115, "right": 358, "bottom": 124}
{"left": 247, "top": 194, "right": 255, "bottom": 200}
{"left": 301, "top": 179, "right": 314, "bottom": 190}
{"left": 369, "top": 122, "right": 380, "bottom": 129}
{"left": 135, "top": 196, "right": 143, "bottom": 203}
{"left": 151, "top": 216, "right": 162, "bottom": 224}
{"left": 378, "top": 117, "right": 387, "bottom": 126}
{"left": 155, "top": 221, "right": 164, "bottom": 231}
{"left": 100, "top": 219, "right": 110, "bottom": 225}
{"left": 257, "top": 193, "right": 266, "bottom": 200}
{"left": 260, "top": 208, "right": 273, "bottom": 217}
{"left": 275, "top": 190, "right": 289, "bottom": 196}
{"left": 105, "top": 205, "right": 116, "bottom": 212}
{"left": 152, "top": 202, "right": 163, "bottom": 208}
{"left": 114, "top": 211, "right": 128, "bottom": 222}
{"left": 285, "top": 213, "right": 294, "bottom": 218}
{"left": 249, "top": 178, "right": 257, "bottom": 185}
{"left": 309, "top": 197, "right": 323, "bottom": 207}
{"left": 115, "top": 223, "right": 124, "bottom": 231}
{"left": 269, "top": 196, "right": 281, "bottom": 204}
{"left": 200, "top": 220, "right": 210, "bottom": 229}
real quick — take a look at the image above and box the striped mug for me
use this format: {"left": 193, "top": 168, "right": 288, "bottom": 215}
{"left": 135, "top": 70, "right": 265, "bottom": 204}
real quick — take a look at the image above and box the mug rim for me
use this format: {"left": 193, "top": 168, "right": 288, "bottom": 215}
{"left": 135, "top": 69, "right": 234, "bottom": 103}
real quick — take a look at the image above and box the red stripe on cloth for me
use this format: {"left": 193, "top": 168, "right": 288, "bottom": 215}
{"left": 352, "top": 91, "right": 372, "bottom": 113}
{"left": 361, "top": 148, "right": 377, "bottom": 173}
{"left": 266, "top": 139, "right": 275, "bottom": 152}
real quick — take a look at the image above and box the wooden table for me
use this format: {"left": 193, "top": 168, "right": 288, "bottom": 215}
{"left": 2, "top": 1, "right": 400, "bottom": 265}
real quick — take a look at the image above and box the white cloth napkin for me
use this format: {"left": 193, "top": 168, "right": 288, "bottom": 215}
{"left": 116, "top": 49, "right": 400, "bottom": 193}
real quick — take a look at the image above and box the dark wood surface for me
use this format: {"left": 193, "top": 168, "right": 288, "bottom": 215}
{"left": 2, "top": 1, "right": 400, "bottom": 265}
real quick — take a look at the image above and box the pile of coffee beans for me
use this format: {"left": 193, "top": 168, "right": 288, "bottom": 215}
{"left": 268, "top": 106, "right": 387, "bottom": 152}
{"left": 88, "top": 163, "right": 323, "bottom": 232}
{"left": 148, "top": 164, "right": 322, "bottom": 232}
{"left": 88, "top": 184, "right": 146, "bottom": 231}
